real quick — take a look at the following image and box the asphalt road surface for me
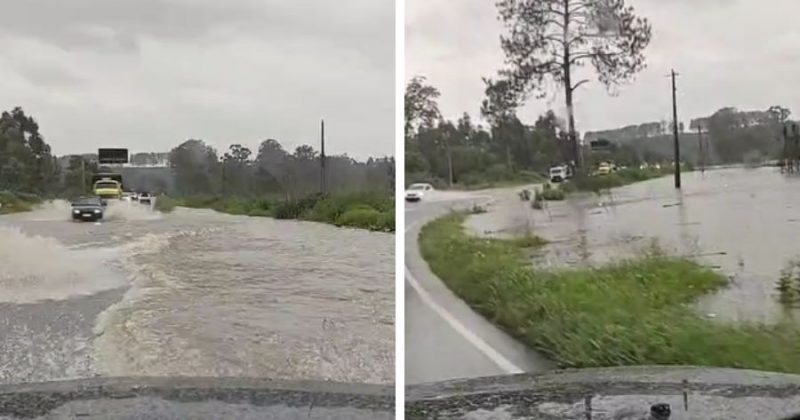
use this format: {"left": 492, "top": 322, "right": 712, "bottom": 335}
{"left": 405, "top": 189, "right": 553, "bottom": 385}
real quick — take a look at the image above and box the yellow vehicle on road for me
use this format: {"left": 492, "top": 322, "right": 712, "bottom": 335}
{"left": 92, "top": 173, "right": 123, "bottom": 200}
{"left": 93, "top": 180, "right": 122, "bottom": 199}
{"left": 597, "top": 162, "right": 613, "bottom": 175}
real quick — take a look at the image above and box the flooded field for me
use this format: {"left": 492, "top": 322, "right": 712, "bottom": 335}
{"left": 0, "top": 200, "right": 393, "bottom": 385}
{"left": 466, "top": 167, "right": 800, "bottom": 325}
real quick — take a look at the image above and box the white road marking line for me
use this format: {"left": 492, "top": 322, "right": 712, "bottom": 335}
{"left": 405, "top": 196, "right": 523, "bottom": 374}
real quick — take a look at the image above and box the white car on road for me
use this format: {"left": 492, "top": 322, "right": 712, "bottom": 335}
{"left": 405, "top": 183, "right": 434, "bottom": 202}
{"left": 138, "top": 192, "right": 153, "bottom": 204}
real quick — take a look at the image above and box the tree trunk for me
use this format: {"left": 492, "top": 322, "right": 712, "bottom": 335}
{"left": 562, "top": 0, "right": 581, "bottom": 171}
{"left": 446, "top": 140, "right": 454, "bottom": 187}
{"left": 501, "top": 121, "right": 513, "bottom": 171}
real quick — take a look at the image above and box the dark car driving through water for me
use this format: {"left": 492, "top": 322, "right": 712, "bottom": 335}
{"left": 70, "top": 196, "right": 104, "bottom": 222}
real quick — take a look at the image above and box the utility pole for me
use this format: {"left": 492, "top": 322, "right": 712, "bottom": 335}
{"left": 320, "top": 119, "right": 327, "bottom": 194}
{"left": 789, "top": 124, "right": 800, "bottom": 171}
{"left": 81, "top": 157, "right": 86, "bottom": 193}
{"left": 445, "top": 133, "right": 454, "bottom": 187}
{"left": 671, "top": 69, "right": 681, "bottom": 189}
{"left": 696, "top": 126, "right": 704, "bottom": 174}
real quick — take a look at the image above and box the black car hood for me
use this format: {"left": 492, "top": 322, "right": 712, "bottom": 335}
{"left": 0, "top": 377, "right": 392, "bottom": 419}
{"left": 406, "top": 366, "right": 800, "bottom": 419}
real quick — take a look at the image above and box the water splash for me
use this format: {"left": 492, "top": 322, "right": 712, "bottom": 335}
{"left": 103, "top": 200, "right": 161, "bottom": 221}
{"left": 0, "top": 226, "right": 125, "bottom": 303}
{"left": 18, "top": 200, "right": 161, "bottom": 222}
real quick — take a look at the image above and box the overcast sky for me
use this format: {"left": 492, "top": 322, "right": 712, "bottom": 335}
{"left": 406, "top": 0, "right": 800, "bottom": 133}
{"left": 0, "top": 0, "right": 394, "bottom": 159}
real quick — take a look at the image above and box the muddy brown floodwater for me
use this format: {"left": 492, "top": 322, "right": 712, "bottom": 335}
{"left": 466, "top": 167, "right": 800, "bottom": 325}
{"left": 0, "top": 200, "right": 393, "bottom": 385}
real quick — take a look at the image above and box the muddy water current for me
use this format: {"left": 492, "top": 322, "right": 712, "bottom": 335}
{"left": 0, "top": 200, "right": 393, "bottom": 384}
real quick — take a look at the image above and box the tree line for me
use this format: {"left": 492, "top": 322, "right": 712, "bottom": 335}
{"left": 168, "top": 139, "right": 394, "bottom": 199}
{"left": 587, "top": 106, "right": 795, "bottom": 165}
{"left": 0, "top": 106, "right": 394, "bottom": 200}
{"left": 406, "top": 76, "right": 575, "bottom": 186}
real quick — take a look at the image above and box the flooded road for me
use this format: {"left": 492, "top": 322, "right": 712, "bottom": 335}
{"left": 0, "top": 200, "right": 393, "bottom": 385}
{"left": 466, "top": 167, "right": 800, "bottom": 325}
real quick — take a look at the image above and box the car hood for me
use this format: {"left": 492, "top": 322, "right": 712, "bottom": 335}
{"left": 407, "top": 366, "right": 800, "bottom": 419}
{"left": 0, "top": 377, "right": 393, "bottom": 419}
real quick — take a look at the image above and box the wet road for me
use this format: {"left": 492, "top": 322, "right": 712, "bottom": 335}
{"left": 0, "top": 200, "right": 393, "bottom": 385}
{"left": 405, "top": 191, "right": 553, "bottom": 385}
{"left": 466, "top": 167, "right": 800, "bottom": 325}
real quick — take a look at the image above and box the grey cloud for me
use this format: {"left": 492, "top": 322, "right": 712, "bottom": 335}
{"left": 12, "top": 62, "right": 85, "bottom": 88}
{"left": 0, "top": 0, "right": 393, "bottom": 67}
{"left": 406, "top": 0, "right": 800, "bottom": 134}
{"left": 0, "top": 0, "right": 257, "bottom": 51}
{"left": 0, "top": 0, "right": 394, "bottom": 159}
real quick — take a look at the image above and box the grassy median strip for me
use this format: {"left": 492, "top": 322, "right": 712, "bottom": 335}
{"left": 155, "top": 192, "right": 394, "bottom": 232}
{"left": 419, "top": 212, "right": 800, "bottom": 373}
{"left": 561, "top": 167, "right": 678, "bottom": 193}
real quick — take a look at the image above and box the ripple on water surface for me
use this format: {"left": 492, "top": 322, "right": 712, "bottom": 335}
{"left": 1, "top": 204, "right": 394, "bottom": 385}
{"left": 93, "top": 213, "right": 395, "bottom": 384}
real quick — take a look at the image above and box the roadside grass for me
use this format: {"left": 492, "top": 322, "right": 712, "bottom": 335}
{"left": 155, "top": 191, "right": 394, "bottom": 232}
{"left": 0, "top": 191, "right": 40, "bottom": 214}
{"left": 419, "top": 212, "right": 800, "bottom": 372}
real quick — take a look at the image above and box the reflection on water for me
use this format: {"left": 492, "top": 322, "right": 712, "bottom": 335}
{"left": 0, "top": 201, "right": 393, "bottom": 384}
{"left": 467, "top": 167, "right": 800, "bottom": 324}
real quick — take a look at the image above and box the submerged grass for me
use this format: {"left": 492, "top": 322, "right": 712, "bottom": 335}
{"left": 155, "top": 192, "right": 394, "bottom": 232}
{"left": 563, "top": 167, "right": 681, "bottom": 193}
{"left": 419, "top": 212, "right": 800, "bottom": 372}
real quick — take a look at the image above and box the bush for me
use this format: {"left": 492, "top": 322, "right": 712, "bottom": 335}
{"left": 336, "top": 207, "right": 384, "bottom": 230}
{"left": 377, "top": 210, "right": 395, "bottom": 232}
{"left": 539, "top": 183, "right": 565, "bottom": 201}
{"left": 306, "top": 192, "right": 393, "bottom": 223}
{"left": 154, "top": 194, "right": 178, "bottom": 212}
{"left": 273, "top": 201, "right": 304, "bottom": 219}
{"left": 0, "top": 191, "right": 38, "bottom": 214}
{"left": 274, "top": 193, "right": 324, "bottom": 219}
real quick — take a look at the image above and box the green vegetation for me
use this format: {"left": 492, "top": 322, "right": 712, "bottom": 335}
{"left": 155, "top": 192, "right": 394, "bottom": 232}
{"left": 538, "top": 183, "right": 565, "bottom": 200}
{"left": 776, "top": 259, "right": 800, "bottom": 305}
{"left": 420, "top": 212, "right": 800, "bottom": 373}
{"left": 529, "top": 183, "right": 564, "bottom": 210}
{"left": 454, "top": 170, "right": 545, "bottom": 190}
{"left": 561, "top": 166, "right": 679, "bottom": 193}
{"left": 156, "top": 137, "right": 395, "bottom": 232}
{"left": 0, "top": 191, "right": 39, "bottom": 214}
{"left": 0, "top": 108, "right": 61, "bottom": 196}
